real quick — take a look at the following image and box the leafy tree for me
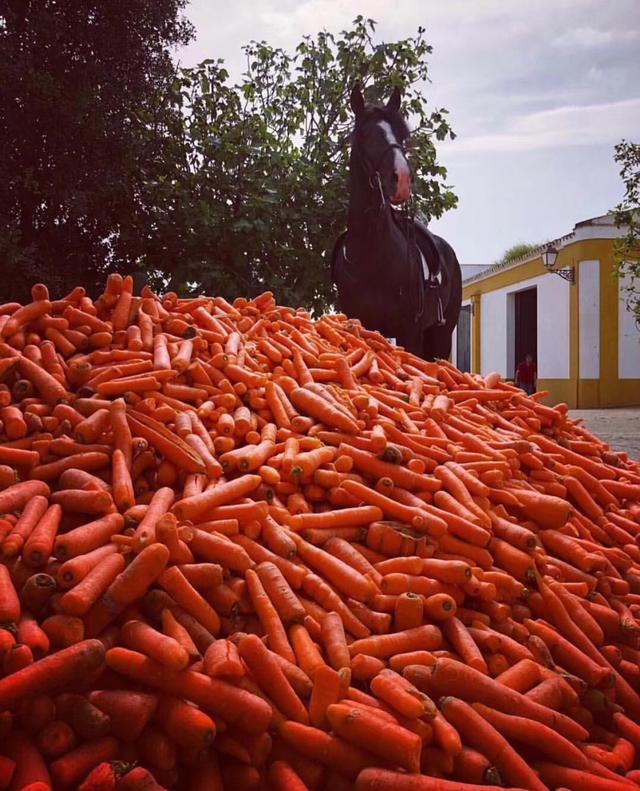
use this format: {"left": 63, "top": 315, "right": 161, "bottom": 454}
{"left": 128, "top": 17, "right": 457, "bottom": 312}
{"left": 613, "top": 140, "right": 640, "bottom": 324}
{"left": 1, "top": 13, "right": 455, "bottom": 312}
{"left": 495, "top": 242, "right": 541, "bottom": 268}
{"left": 0, "top": 0, "right": 193, "bottom": 301}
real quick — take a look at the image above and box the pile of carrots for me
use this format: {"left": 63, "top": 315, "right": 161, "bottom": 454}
{"left": 0, "top": 276, "right": 639, "bottom": 791}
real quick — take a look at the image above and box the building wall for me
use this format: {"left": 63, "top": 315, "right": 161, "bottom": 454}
{"left": 619, "top": 272, "right": 640, "bottom": 380}
{"left": 451, "top": 299, "right": 472, "bottom": 370}
{"left": 578, "top": 260, "right": 600, "bottom": 379}
{"left": 477, "top": 272, "right": 571, "bottom": 381}
{"left": 462, "top": 236, "right": 640, "bottom": 408}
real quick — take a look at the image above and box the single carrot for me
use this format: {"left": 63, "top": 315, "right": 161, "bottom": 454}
{"left": 348, "top": 625, "right": 442, "bottom": 658}
{"left": 351, "top": 653, "right": 386, "bottom": 681}
{"left": 278, "top": 720, "right": 373, "bottom": 780}
{"left": 22, "top": 504, "right": 63, "bottom": 568}
{"left": 88, "top": 689, "right": 158, "bottom": 742}
{"left": 292, "top": 535, "right": 374, "bottom": 603}
{"left": 18, "top": 572, "right": 57, "bottom": 616}
{"left": 127, "top": 410, "right": 206, "bottom": 474}
{"left": 204, "top": 639, "right": 244, "bottom": 678}
{"left": 2, "top": 495, "right": 49, "bottom": 558}
{"left": 394, "top": 592, "right": 424, "bottom": 630}
{"left": 442, "top": 617, "right": 489, "bottom": 674}
{"left": 321, "top": 611, "right": 351, "bottom": 671}
{"left": 173, "top": 474, "right": 262, "bottom": 522}
{"left": 245, "top": 567, "right": 295, "bottom": 662}
{"left": 289, "top": 624, "right": 326, "bottom": 676}
{"left": 255, "top": 561, "right": 307, "bottom": 625}
{"left": 56, "top": 544, "right": 119, "bottom": 589}
{"left": 54, "top": 513, "right": 124, "bottom": 560}
{"left": 370, "top": 668, "right": 436, "bottom": 720}
{"left": 85, "top": 543, "right": 170, "bottom": 635}
{"left": 238, "top": 633, "right": 309, "bottom": 723}
{"left": 59, "top": 552, "right": 125, "bottom": 616}
{"left": 472, "top": 702, "right": 588, "bottom": 769}
{"left": 536, "top": 762, "right": 632, "bottom": 791}
{"left": 156, "top": 694, "right": 216, "bottom": 750}
{"left": 405, "top": 659, "right": 588, "bottom": 742}
{"left": 440, "top": 696, "right": 548, "bottom": 791}
{"left": 111, "top": 448, "right": 135, "bottom": 511}
{"left": 424, "top": 593, "right": 457, "bottom": 621}
{"left": 0, "top": 639, "right": 105, "bottom": 709}
{"left": 269, "top": 761, "right": 310, "bottom": 791}
{"left": 289, "top": 387, "right": 359, "bottom": 434}
{"left": 355, "top": 768, "right": 508, "bottom": 790}
{"left": 121, "top": 618, "right": 190, "bottom": 671}
{"left": 309, "top": 664, "right": 346, "bottom": 729}
{"left": 0, "top": 564, "right": 20, "bottom": 622}
{"left": 105, "top": 646, "right": 272, "bottom": 735}
{"left": 327, "top": 702, "right": 422, "bottom": 773}
{"left": 5, "top": 731, "right": 52, "bottom": 788}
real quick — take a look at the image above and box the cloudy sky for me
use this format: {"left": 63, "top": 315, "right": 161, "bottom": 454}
{"left": 176, "top": 0, "right": 640, "bottom": 271}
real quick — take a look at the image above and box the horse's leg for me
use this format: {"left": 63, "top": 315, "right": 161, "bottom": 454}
{"left": 423, "top": 319, "right": 456, "bottom": 361}
{"left": 398, "top": 326, "right": 424, "bottom": 358}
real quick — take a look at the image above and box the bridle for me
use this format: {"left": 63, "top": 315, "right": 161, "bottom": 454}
{"left": 353, "top": 118, "right": 410, "bottom": 208}
{"left": 349, "top": 115, "right": 447, "bottom": 326}
{"left": 349, "top": 117, "right": 430, "bottom": 321}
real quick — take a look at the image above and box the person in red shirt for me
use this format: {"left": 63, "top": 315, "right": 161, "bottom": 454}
{"left": 515, "top": 353, "right": 537, "bottom": 395}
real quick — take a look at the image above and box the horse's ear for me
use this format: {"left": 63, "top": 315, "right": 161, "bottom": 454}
{"left": 386, "top": 86, "right": 402, "bottom": 113}
{"left": 350, "top": 85, "right": 365, "bottom": 117}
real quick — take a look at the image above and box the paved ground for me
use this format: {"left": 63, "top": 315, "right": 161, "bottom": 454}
{"left": 569, "top": 408, "right": 640, "bottom": 462}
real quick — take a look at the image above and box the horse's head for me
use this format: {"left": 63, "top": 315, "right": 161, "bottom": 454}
{"left": 350, "top": 85, "right": 412, "bottom": 205}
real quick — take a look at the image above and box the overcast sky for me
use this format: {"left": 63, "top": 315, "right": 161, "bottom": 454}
{"left": 176, "top": 0, "right": 640, "bottom": 271}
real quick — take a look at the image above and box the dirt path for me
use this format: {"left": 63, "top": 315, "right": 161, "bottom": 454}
{"left": 569, "top": 409, "right": 640, "bottom": 462}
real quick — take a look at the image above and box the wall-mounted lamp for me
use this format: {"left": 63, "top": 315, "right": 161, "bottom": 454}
{"left": 542, "top": 244, "right": 575, "bottom": 284}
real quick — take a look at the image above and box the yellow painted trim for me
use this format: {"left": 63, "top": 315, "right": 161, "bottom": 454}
{"left": 577, "top": 379, "right": 600, "bottom": 409}
{"left": 570, "top": 259, "right": 579, "bottom": 408}
{"left": 597, "top": 380, "right": 640, "bottom": 407}
{"left": 538, "top": 379, "right": 577, "bottom": 408}
{"left": 471, "top": 293, "right": 481, "bottom": 374}
{"left": 462, "top": 256, "right": 548, "bottom": 301}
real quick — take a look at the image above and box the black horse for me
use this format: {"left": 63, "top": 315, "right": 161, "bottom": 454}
{"left": 331, "top": 86, "right": 462, "bottom": 360}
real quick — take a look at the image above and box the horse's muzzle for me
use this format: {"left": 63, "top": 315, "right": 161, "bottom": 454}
{"left": 390, "top": 166, "right": 412, "bottom": 204}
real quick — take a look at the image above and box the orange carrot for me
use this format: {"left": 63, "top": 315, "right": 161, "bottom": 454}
{"left": 245, "top": 568, "right": 295, "bottom": 663}
{"left": 348, "top": 625, "right": 442, "bottom": 658}
{"left": 440, "top": 697, "right": 548, "bottom": 791}
{"left": 238, "top": 633, "right": 309, "bottom": 723}
{"left": 54, "top": 513, "right": 124, "bottom": 560}
{"left": 122, "top": 619, "right": 190, "bottom": 671}
{"left": 327, "top": 702, "right": 421, "bottom": 773}
{"left": 157, "top": 566, "right": 221, "bottom": 636}
{"left": 204, "top": 639, "right": 244, "bottom": 678}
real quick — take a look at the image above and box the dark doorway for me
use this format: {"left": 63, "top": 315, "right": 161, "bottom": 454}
{"left": 514, "top": 288, "right": 537, "bottom": 371}
{"left": 456, "top": 304, "right": 471, "bottom": 372}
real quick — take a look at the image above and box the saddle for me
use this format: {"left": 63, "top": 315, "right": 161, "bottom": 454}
{"left": 331, "top": 215, "right": 447, "bottom": 328}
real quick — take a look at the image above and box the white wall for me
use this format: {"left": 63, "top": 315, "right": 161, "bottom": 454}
{"left": 618, "top": 271, "right": 640, "bottom": 379}
{"left": 480, "top": 290, "right": 508, "bottom": 375}
{"left": 578, "top": 260, "right": 600, "bottom": 379}
{"left": 451, "top": 299, "right": 472, "bottom": 368}
{"left": 479, "top": 273, "right": 571, "bottom": 379}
